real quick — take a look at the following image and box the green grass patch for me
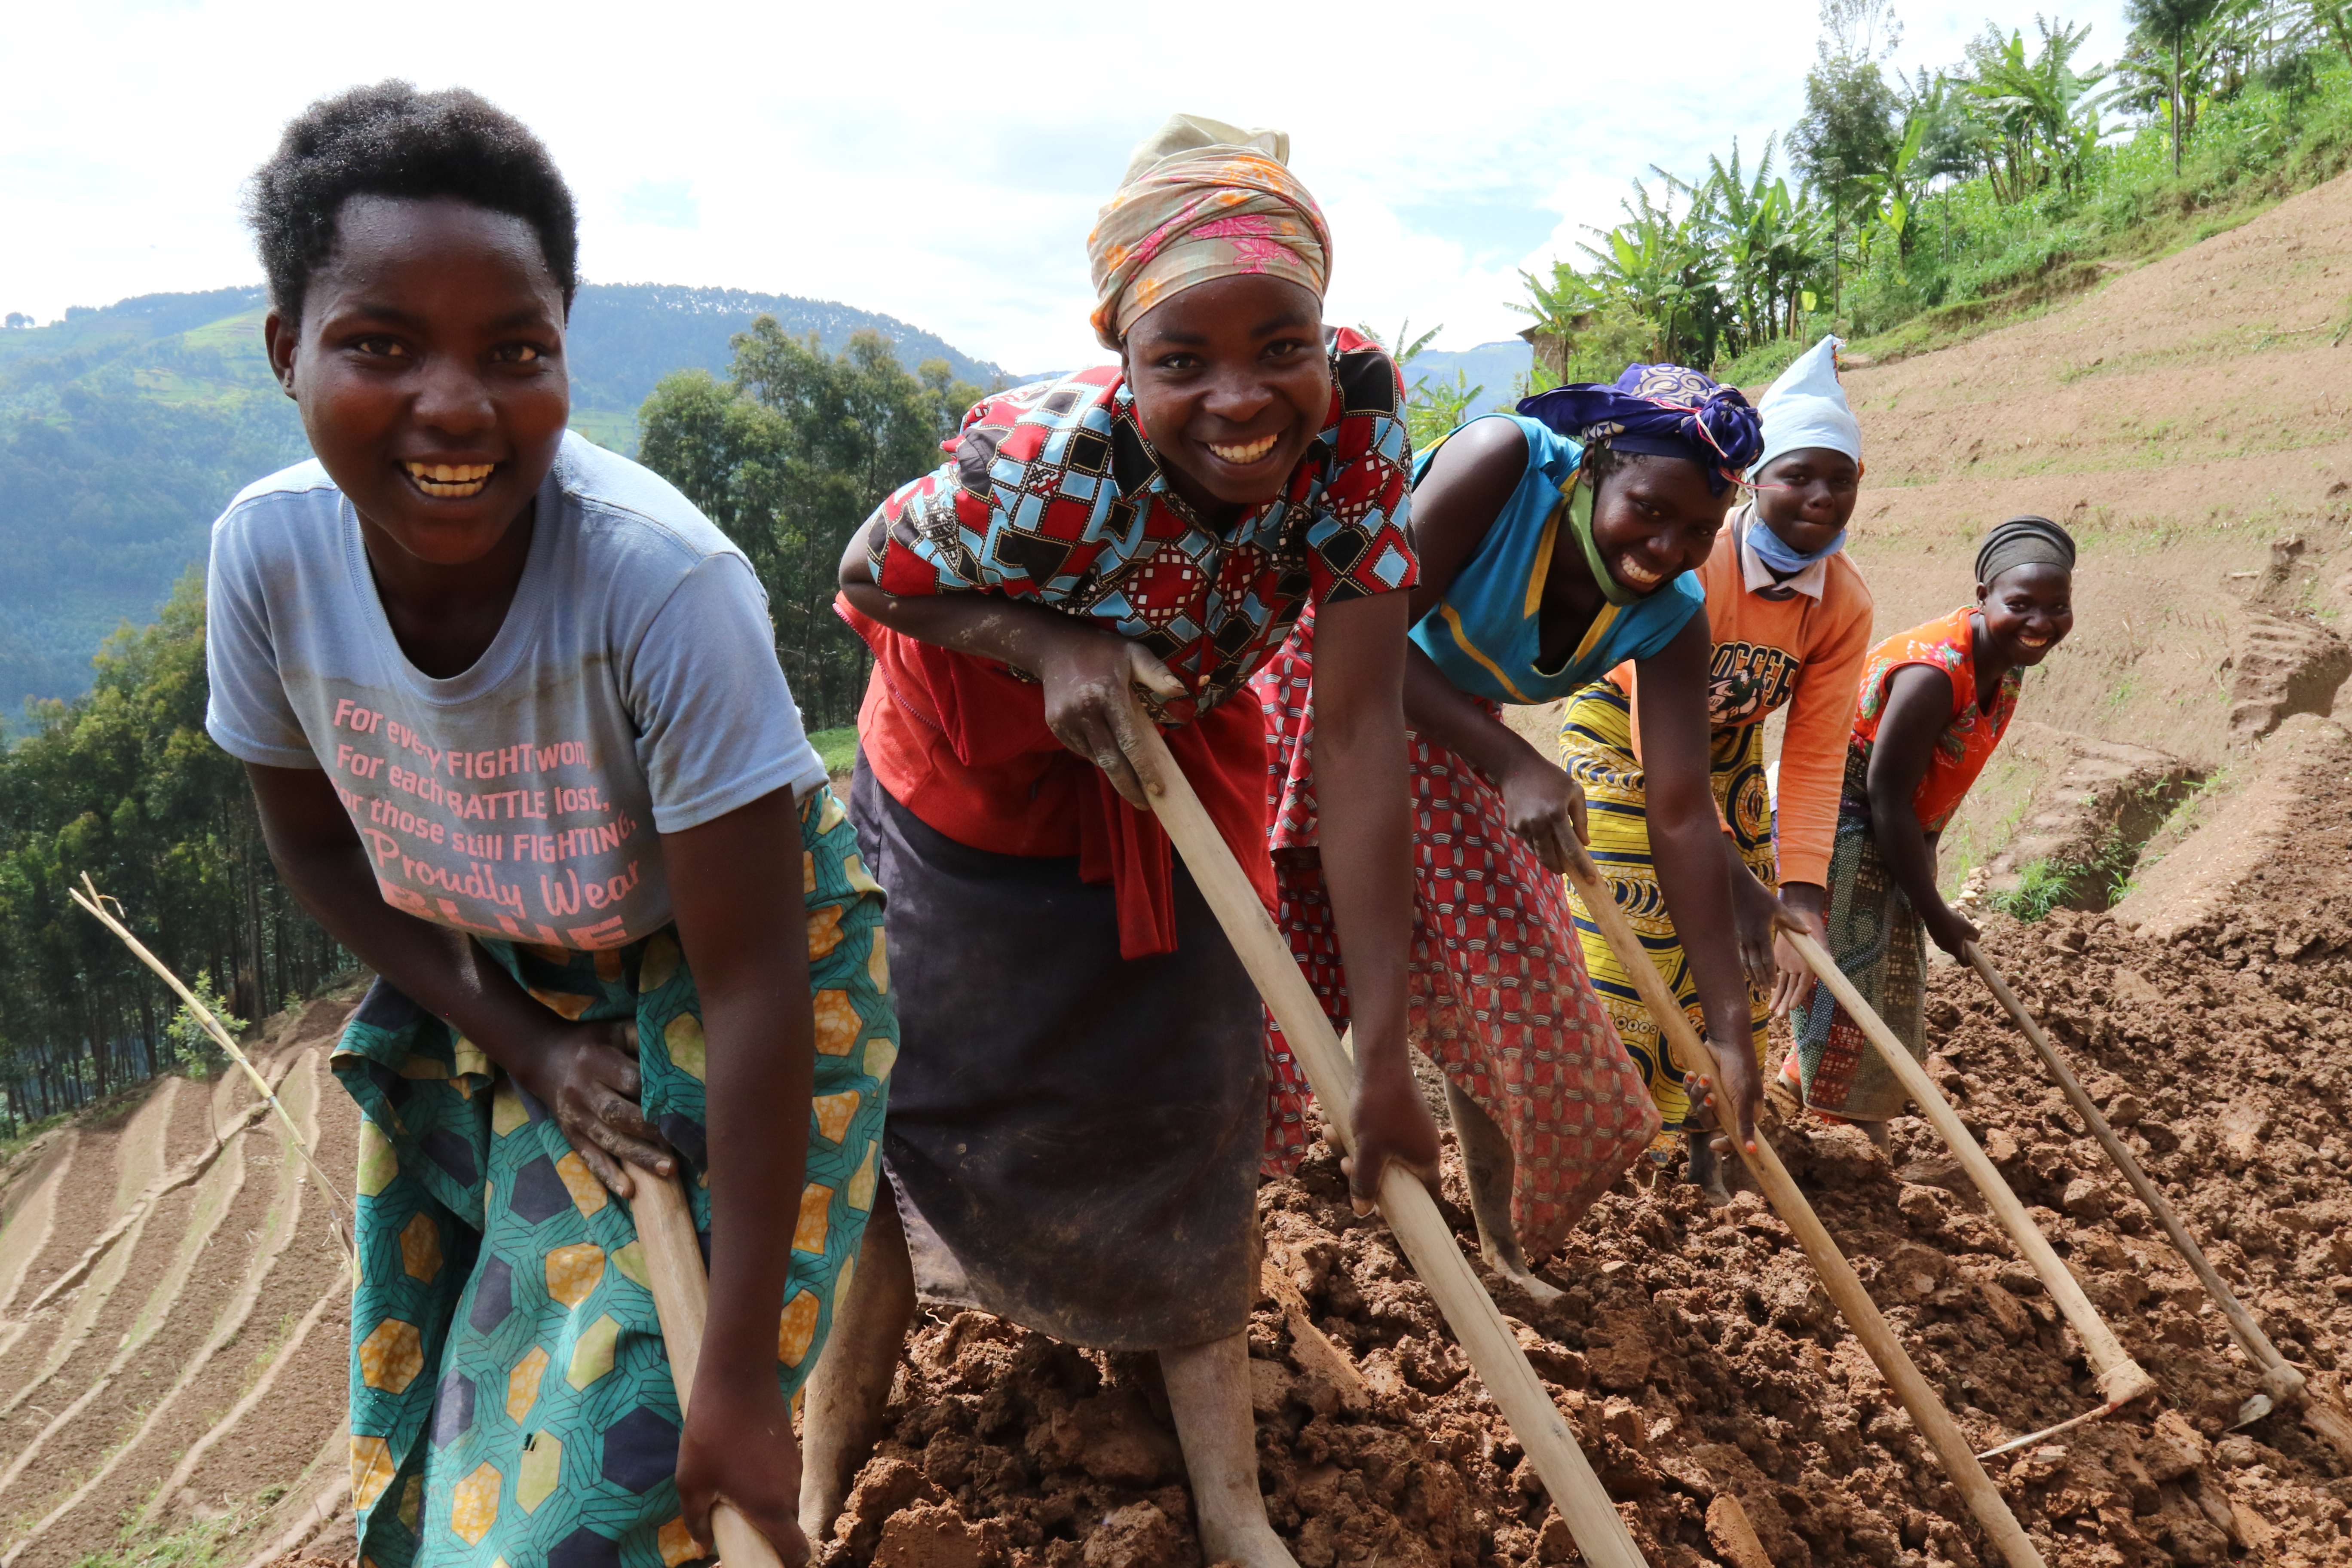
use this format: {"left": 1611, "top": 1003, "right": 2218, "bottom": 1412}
{"left": 1985, "top": 830, "right": 2147, "bottom": 922}
{"left": 809, "top": 725, "right": 860, "bottom": 776}
{"left": 1835, "top": 65, "right": 2352, "bottom": 367}
{"left": 566, "top": 409, "right": 635, "bottom": 453}
{"left": 1987, "top": 857, "right": 2079, "bottom": 923}
{"left": 67, "top": 1502, "right": 257, "bottom": 1568}
{"left": 0, "top": 1110, "right": 74, "bottom": 1164}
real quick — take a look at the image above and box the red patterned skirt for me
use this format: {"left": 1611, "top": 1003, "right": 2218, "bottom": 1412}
{"left": 1250, "top": 612, "right": 1660, "bottom": 1256}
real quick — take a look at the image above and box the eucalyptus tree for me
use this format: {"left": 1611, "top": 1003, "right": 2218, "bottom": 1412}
{"left": 1794, "top": 0, "right": 1906, "bottom": 217}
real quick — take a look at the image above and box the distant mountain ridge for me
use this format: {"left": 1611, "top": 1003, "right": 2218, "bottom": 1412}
{"left": 0, "top": 283, "right": 1004, "bottom": 712}
{"left": 1400, "top": 339, "right": 1531, "bottom": 420}
{"left": 564, "top": 283, "right": 1007, "bottom": 446}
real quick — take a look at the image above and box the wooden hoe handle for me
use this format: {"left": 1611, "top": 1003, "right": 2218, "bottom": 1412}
{"left": 1787, "top": 932, "right": 2156, "bottom": 1408}
{"left": 1116, "top": 706, "right": 1651, "bottom": 1568}
{"left": 630, "top": 1166, "right": 790, "bottom": 1568}
{"left": 1560, "top": 848, "right": 2046, "bottom": 1568}
{"left": 1964, "top": 946, "right": 2352, "bottom": 1460}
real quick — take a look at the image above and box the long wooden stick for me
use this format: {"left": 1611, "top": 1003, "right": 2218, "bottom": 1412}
{"left": 1560, "top": 850, "right": 2044, "bottom": 1568}
{"left": 628, "top": 1167, "right": 788, "bottom": 1568}
{"left": 1788, "top": 932, "right": 2156, "bottom": 1409}
{"left": 69, "top": 875, "right": 355, "bottom": 1270}
{"left": 1118, "top": 712, "right": 1650, "bottom": 1568}
{"left": 1967, "top": 944, "right": 2352, "bottom": 1458}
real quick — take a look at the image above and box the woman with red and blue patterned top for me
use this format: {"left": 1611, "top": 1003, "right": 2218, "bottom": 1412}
{"left": 809, "top": 115, "right": 1432, "bottom": 1568}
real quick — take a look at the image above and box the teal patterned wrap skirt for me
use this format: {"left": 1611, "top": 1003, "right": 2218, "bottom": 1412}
{"left": 336, "top": 785, "right": 895, "bottom": 1567}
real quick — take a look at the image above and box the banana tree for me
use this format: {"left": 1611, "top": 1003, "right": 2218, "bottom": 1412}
{"left": 1577, "top": 181, "right": 1727, "bottom": 365}
{"left": 1698, "top": 138, "right": 1788, "bottom": 353}
{"left": 1853, "top": 112, "right": 1927, "bottom": 257}
{"left": 1507, "top": 263, "right": 1605, "bottom": 383}
{"left": 1970, "top": 16, "right": 2125, "bottom": 195}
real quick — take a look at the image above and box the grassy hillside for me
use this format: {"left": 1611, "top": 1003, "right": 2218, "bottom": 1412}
{"left": 0, "top": 284, "right": 1005, "bottom": 712}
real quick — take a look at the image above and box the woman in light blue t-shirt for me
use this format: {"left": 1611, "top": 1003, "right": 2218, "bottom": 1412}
{"left": 1256, "top": 364, "right": 1786, "bottom": 1281}
{"left": 205, "top": 83, "right": 880, "bottom": 1567}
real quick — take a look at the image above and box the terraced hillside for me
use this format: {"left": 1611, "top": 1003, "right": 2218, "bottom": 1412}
{"left": 0, "top": 992, "right": 362, "bottom": 1566}
{"left": 1828, "top": 168, "right": 2352, "bottom": 901}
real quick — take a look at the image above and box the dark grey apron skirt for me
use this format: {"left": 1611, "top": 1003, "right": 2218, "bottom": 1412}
{"left": 849, "top": 761, "right": 1264, "bottom": 1351}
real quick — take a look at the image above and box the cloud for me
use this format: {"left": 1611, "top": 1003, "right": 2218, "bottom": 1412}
{"left": 0, "top": 0, "right": 2139, "bottom": 366}
{"left": 617, "top": 180, "right": 698, "bottom": 230}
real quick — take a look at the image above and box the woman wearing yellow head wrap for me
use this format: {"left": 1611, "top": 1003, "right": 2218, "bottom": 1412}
{"left": 812, "top": 116, "right": 1427, "bottom": 1568}
{"left": 1087, "top": 114, "right": 1330, "bottom": 346}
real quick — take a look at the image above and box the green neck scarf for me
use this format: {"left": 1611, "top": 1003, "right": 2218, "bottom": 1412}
{"left": 1566, "top": 469, "right": 1642, "bottom": 607}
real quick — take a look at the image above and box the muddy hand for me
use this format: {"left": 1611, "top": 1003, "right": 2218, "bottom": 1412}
{"left": 526, "top": 1019, "right": 674, "bottom": 1195}
{"left": 1340, "top": 1069, "right": 1443, "bottom": 1216}
{"left": 1040, "top": 632, "right": 1185, "bottom": 809}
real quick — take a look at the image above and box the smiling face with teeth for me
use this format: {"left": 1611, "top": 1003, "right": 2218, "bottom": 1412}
{"left": 1577, "top": 449, "right": 1740, "bottom": 600}
{"left": 1975, "top": 563, "right": 2074, "bottom": 668}
{"left": 266, "top": 194, "right": 570, "bottom": 590}
{"left": 1121, "top": 274, "right": 1333, "bottom": 521}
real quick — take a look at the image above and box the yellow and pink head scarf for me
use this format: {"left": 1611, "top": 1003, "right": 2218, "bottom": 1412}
{"left": 1087, "top": 113, "right": 1331, "bottom": 351}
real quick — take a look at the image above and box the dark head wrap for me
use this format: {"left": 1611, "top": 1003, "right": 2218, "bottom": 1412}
{"left": 1975, "top": 515, "right": 2076, "bottom": 585}
{"left": 1517, "top": 363, "right": 1764, "bottom": 496}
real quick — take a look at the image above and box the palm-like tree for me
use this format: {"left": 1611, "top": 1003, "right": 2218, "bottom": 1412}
{"left": 1853, "top": 113, "right": 1928, "bottom": 256}
{"left": 1969, "top": 18, "right": 2124, "bottom": 196}
{"left": 1696, "top": 137, "right": 1834, "bottom": 352}
{"left": 1578, "top": 181, "right": 1728, "bottom": 364}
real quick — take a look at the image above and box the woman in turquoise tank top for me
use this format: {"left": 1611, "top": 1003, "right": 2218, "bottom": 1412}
{"left": 1251, "top": 362, "right": 1784, "bottom": 1297}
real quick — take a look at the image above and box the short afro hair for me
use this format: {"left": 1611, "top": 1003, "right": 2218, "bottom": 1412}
{"left": 246, "top": 81, "right": 579, "bottom": 328}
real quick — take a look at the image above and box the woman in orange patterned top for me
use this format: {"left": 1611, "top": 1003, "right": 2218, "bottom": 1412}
{"left": 1779, "top": 516, "right": 2076, "bottom": 1135}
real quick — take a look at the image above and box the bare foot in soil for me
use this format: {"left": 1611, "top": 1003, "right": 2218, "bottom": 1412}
{"left": 1441, "top": 1081, "right": 1562, "bottom": 1299}
{"left": 1160, "top": 1334, "right": 1300, "bottom": 1568}
{"left": 1687, "top": 1128, "right": 1735, "bottom": 1206}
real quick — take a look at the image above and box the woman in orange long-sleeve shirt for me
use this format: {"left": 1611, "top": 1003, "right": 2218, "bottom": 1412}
{"left": 1561, "top": 336, "right": 1874, "bottom": 1199}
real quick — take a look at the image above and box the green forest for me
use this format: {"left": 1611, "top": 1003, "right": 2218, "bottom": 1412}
{"left": 2, "top": 0, "right": 2349, "bottom": 1126}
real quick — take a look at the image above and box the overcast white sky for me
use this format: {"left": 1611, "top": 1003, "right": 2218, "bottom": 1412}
{"left": 3, "top": 0, "right": 2134, "bottom": 374}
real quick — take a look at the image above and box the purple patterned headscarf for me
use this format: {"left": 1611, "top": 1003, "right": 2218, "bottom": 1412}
{"left": 1518, "top": 363, "right": 1764, "bottom": 496}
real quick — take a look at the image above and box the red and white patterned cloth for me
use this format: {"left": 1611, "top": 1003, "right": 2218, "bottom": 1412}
{"left": 863, "top": 330, "right": 1416, "bottom": 718}
{"left": 1251, "top": 607, "right": 1661, "bottom": 1255}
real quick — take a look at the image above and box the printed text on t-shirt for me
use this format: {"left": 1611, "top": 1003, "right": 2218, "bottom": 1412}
{"left": 328, "top": 697, "right": 643, "bottom": 949}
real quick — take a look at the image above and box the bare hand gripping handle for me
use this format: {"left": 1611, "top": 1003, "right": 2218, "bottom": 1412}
{"left": 630, "top": 1167, "right": 789, "bottom": 1568}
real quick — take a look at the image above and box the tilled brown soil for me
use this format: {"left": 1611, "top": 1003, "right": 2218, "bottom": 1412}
{"left": 824, "top": 884, "right": 2352, "bottom": 1566}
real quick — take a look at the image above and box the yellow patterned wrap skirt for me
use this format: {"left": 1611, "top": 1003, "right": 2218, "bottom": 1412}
{"left": 1559, "top": 683, "right": 1773, "bottom": 1133}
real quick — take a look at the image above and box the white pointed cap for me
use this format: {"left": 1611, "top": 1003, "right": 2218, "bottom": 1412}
{"left": 1756, "top": 334, "right": 1862, "bottom": 473}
